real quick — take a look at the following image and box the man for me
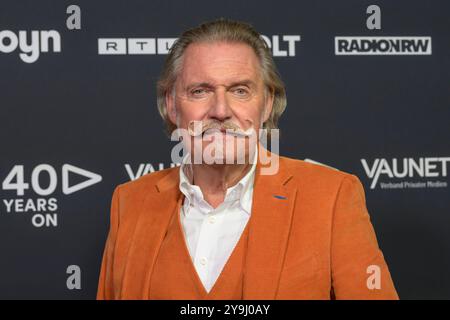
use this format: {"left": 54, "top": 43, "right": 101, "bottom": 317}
{"left": 97, "top": 19, "right": 398, "bottom": 299}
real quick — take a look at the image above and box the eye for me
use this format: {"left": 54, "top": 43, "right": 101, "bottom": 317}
{"left": 232, "top": 87, "right": 250, "bottom": 97}
{"left": 190, "top": 88, "right": 208, "bottom": 96}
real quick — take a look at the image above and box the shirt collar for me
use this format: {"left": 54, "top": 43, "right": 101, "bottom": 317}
{"left": 179, "top": 144, "right": 257, "bottom": 215}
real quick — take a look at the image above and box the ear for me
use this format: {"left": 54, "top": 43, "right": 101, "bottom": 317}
{"left": 166, "top": 89, "right": 177, "bottom": 126}
{"left": 262, "top": 88, "right": 274, "bottom": 123}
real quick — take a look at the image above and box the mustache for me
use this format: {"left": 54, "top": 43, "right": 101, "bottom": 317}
{"left": 187, "top": 120, "right": 254, "bottom": 137}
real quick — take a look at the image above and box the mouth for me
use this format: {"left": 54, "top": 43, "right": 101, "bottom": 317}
{"left": 202, "top": 127, "right": 253, "bottom": 138}
{"left": 202, "top": 128, "right": 226, "bottom": 137}
{"left": 188, "top": 120, "right": 255, "bottom": 137}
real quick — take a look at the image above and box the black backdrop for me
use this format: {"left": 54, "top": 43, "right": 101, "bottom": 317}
{"left": 0, "top": 0, "right": 449, "bottom": 299}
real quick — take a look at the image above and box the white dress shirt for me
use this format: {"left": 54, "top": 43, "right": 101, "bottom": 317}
{"left": 178, "top": 148, "right": 257, "bottom": 293}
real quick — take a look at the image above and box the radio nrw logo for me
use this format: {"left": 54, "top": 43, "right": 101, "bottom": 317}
{"left": 361, "top": 157, "right": 450, "bottom": 190}
{"left": 335, "top": 5, "right": 431, "bottom": 56}
{"left": 335, "top": 36, "right": 432, "bottom": 55}
{"left": 1, "top": 164, "right": 102, "bottom": 228}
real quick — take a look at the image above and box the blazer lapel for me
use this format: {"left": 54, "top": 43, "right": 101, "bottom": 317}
{"left": 243, "top": 149, "right": 298, "bottom": 299}
{"left": 120, "top": 168, "right": 181, "bottom": 299}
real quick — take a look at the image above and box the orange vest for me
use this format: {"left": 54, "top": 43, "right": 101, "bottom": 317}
{"left": 148, "top": 199, "right": 250, "bottom": 299}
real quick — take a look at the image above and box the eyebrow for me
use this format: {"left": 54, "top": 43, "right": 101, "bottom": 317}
{"left": 185, "top": 80, "right": 257, "bottom": 92}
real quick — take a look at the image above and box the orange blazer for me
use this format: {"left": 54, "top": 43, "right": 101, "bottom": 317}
{"left": 97, "top": 152, "right": 398, "bottom": 299}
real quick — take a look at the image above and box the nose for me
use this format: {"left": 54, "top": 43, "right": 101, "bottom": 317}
{"left": 207, "top": 88, "right": 232, "bottom": 122}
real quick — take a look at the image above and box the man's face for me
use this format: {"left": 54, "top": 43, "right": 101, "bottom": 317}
{"left": 166, "top": 41, "right": 273, "bottom": 164}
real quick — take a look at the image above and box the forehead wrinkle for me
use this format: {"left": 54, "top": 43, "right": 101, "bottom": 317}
{"left": 184, "top": 61, "right": 256, "bottom": 80}
{"left": 180, "top": 63, "right": 256, "bottom": 82}
{"left": 177, "top": 42, "right": 262, "bottom": 90}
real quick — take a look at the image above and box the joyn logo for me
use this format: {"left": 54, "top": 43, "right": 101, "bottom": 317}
{"left": 98, "top": 35, "right": 301, "bottom": 57}
{"left": 335, "top": 36, "right": 432, "bottom": 55}
{"left": 0, "top": 5, "right": 83, "bottom": 63}
{"left": 0, "top": 30, "right": 61, "bottom": 63}
{"left": 361, "top": 157, "right": 450, "bottom": 189}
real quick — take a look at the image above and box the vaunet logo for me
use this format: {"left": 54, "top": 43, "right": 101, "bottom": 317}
{"left": 125, "top": 162, "right": 179, "bottom": 180}
{"left": 124, "top": 159, "right": 334, "bottom": 181}
{"left": 361, "top": 157, "right": 450, "bottom": 190}
{"left": 1, "top": 164, "right": 102, "bottom": 228}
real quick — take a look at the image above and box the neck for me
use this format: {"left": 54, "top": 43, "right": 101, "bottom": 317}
{"left": 190, "top": 163, "right": 252, "bottom": 209}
